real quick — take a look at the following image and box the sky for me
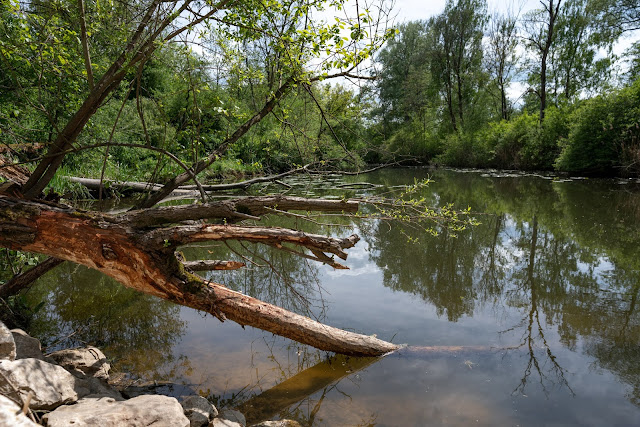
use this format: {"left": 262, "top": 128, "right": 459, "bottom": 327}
{"left": 389, "top": 0, "right": 540, "bottom": 23}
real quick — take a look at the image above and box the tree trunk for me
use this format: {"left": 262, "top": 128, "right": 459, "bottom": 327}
{"left": 0, "top": 195, "right": 398, "bottom": 357}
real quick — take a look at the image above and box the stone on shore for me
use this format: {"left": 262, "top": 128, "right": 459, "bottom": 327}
{"left": 48, "top": 346, "right": 110, "bottom": 380}
{"left": 0, "top": 358, "right": 87, "bottom": 410}
{"left": 0, "top": 321, "right": 16, "bottom": 361}
{"left": 210, "top": 419, "right": 243, "bottom": 427}
{"left": 181, "top": 395, "right": 218, "bottom": 427}
{"left": 209, "top": 409, "right": 246, "bottom": 427}
{"left": 0, "top": 394, "right": 40, "bottom": 427}
{"left": 251, "top": 421, "right": 302, "bottom": 427}
{"left": 42, "top": 395, "right": 190, "bottom": 427}
{"left": 11, "top": 329, "right": 44, "bottom": 360}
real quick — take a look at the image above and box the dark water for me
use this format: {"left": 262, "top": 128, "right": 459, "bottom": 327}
{"left": 26, "top": 168, "right": 640, "bottom": 426}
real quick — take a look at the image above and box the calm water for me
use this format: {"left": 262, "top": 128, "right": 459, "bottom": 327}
{"left": 26, "top": 168, "right": 640, "bottom": 426}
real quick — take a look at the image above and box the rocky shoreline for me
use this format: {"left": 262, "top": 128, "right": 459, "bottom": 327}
{"left": 1, "top": 321, "right": 298, "bottom": 426}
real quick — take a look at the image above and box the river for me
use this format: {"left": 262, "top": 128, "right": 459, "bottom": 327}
{"left": 26, "top": 168, "right": 640, "bottom": 426}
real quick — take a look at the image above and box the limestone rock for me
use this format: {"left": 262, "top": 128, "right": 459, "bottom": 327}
{"left": 181, "top": 395, "right": 218, "bottom": 427}
{"left": 11, "top": 329, "right": 44, "bottom": 360}
{"left": 210, "top": 419, "right": 243, "bottom": 427}
{"left": 0, "top": 394, "right": 40, "bottom": 427}
{"left": 48, "top": 346, "right": 110, "bottom": 380}
{"left": 0, "top": 321, "right": 16, "bottom": 361}
{"left": 251, "top": 421, "right": 302, "bottom": 427}
{"left": 210, "top": 409, "right": 246, "bottom": 427}
{"left": 43, "top": 394, "right": 190, "bottom": 427}
{"left": 0, "top": 358, "right": 85, "bottom": 410}
{"left": 84, "top": 376, "right": 124, "bottom": 401}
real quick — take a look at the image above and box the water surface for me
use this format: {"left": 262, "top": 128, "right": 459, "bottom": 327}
{"left": 27, "top": 168, "right": 640, "bottom": 426}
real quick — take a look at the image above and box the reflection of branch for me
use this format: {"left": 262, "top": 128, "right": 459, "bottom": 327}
{"left": 509, "top": 304, "right": 575, "bottom": 398}
{"left": 506, "top": 216, "right": 574, "bottom": 397}
{"left": 238, "top": 354, "right": 378, "bottom": 425}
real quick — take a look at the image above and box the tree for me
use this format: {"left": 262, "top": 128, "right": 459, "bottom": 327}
{"left": 428, "top": 0, "right": 488, "bottom": 132}
{"left": 374, "top": 21, "right": 431, "bottom": 130}
{"left": 522, "top": 0, "right": 563, "bottom": 123}
{"left": 590, "top": 0, "right": 640, "bottom": 35}
{"left": 485, "top": 8, "right": 519, "bottom": 120}
{"left": 548, "top": 0, "right": 614, "bottom": 103}
{"left": 0, "top": 0, "right": 407, "bottom": 356}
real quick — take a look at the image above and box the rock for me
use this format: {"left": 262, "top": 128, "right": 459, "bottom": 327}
{"left": 0, "top": 358, "right": 86, "bottom": 410}
{"left": 0, "top": 321, "right": 16, "bottom": 361}
{"left": 211, "top": 409, "right": 246, "bottom": 427}
{"left": 84, "top": 376, "right": 124, "bottom": 401}
{"left": 0, "top": 394, "right": 40, "bottom": 427}
{"left": 210, "top": 419, "right": 243, "bottom": 427}
{"left": 43, "top": 394, "right": 190, "bottom": 427}
{"left": 48, "top": 346, "right": 110, "bottom": 380}
{"left": 251, "top": 421, "right": 301, "bottom": 427}
{"left": 181, "top": 395, "right": 218, "bottom": 427}
{"left": 10, "top": 329, "right": 44, "bottom": 360}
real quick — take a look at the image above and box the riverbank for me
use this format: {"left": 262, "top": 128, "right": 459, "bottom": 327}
{"left": 0, "top": 321, "right": 298, "bottom": 426}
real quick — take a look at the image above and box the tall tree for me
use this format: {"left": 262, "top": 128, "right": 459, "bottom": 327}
{"left": 429, "top": 0, "right": 488, "bottom": 131}
{"left": 522, "top": 0, "right": 563, "bottom": 122}
{"left": 374, "top": 21, "right": 431, "bottom": 132}
{"left": 485, "top": 8, "right": 519, "bottom": 120}
{"left": 549, "top": 0, "right": 614, "bottom": 102}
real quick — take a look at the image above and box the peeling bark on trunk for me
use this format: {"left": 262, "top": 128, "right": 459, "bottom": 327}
{"left": 0, "top": 195, "right": 398, "bottom": 357}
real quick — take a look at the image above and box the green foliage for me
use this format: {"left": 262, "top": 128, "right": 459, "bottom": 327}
{"left": 385, "top": 119, "right": 443, "bottom": 160}
{"left": 0, "top": 249, "right": 44, "bottom": 329}
{"left": 435, "top": 132, "right": 492, "bottom": 168}
{"left": 481, "top": 113, "right": 539, "bottom": 168}
{"left": 556, "top": 80, "right": 640, "bottom": 175}
{"left": 624, "top": 41, "right": 640, "bottom": 84}
{"left": 434, "top": 107, "right": 570, "bottom": 171}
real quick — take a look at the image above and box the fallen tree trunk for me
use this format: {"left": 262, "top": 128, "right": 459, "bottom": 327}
{"left": 66, "top": 177, "right": 198, "bottom": 196}
{"left": 0, "top": 195, "right": 398, "bottom": 357}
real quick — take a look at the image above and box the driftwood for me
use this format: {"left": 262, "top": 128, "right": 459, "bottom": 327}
{"left": 0, "top": 195, "right": 398, "bottom": 356}
{"left": 64, "top": 161, "right": 399, "bottom": 196}
{"left": 0, "top": 156, "right": 30, "bottom": 186}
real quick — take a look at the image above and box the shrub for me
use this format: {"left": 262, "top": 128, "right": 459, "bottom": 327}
{"left": 556, "top": 80, "right": 640, "bottom": 176}
{"left": 435, "top": 132, "right": 492, "bottom": 167}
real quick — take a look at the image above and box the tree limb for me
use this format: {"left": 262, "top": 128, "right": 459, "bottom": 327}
{"left": 0, "top": 257, "right": 64, "bottom": 299}
{"left": 0, "top": 195, "right": 397, "bottom": 356}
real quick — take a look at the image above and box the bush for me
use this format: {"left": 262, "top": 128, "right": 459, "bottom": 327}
{"left": 385, "top": 120, "right": 443, "bottom": 161}
{"left": 556, "top": 80, "right": 640, "bottom": 176}
{"left": 435, "top": 132, "right": 492, "bottom": 167}
{"left": 479, "top": 108, "right": 568, "bottom": 171}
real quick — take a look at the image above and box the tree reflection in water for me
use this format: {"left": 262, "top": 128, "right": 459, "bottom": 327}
{"left": 18, "top": 169, "right": 640, "bottom": 422}
{"left": 501, "top": 216, "right": 574, "bottom": 397}
{"left": 359, "top": 169, "right": 640, "bottom": 405}
{"left": 23, "top": 262, "right": 190, "bottom": 383}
